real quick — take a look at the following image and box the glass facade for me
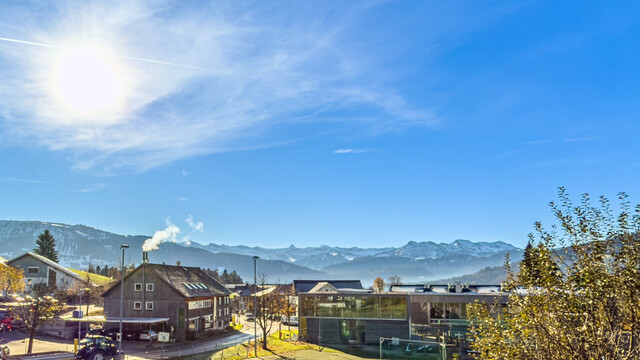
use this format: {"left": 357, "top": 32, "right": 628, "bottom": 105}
{"left": 299, "top": 294, "right": 407, "bottom": 320}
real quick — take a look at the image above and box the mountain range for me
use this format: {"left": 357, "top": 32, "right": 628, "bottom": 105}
{"left": 0, "top": 220, "right": 523, "bottom": 284}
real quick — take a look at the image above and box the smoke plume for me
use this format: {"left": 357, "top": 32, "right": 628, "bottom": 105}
{"left": 142, "top": 220, "right": 180, "bottom": 252}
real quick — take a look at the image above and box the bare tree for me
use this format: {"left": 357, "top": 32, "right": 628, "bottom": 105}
{"left": 387, "top": 275, "right": 402, "bottom": 286}
{"left": 246, "top": 274, "right": 284, "bottom": 350}
{"left": 281, "top": 284, "right": 296, "bottom": 332}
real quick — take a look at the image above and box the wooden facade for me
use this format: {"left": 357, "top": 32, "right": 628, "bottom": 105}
{"left": 102, "top": 263, "right": 231, "bottom": 340}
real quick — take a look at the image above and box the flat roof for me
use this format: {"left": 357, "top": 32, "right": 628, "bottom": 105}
{"left": 62, "top": 316, "right": 107, "bottom": 323}
{"left": 104, "top": 317, "right": 170, "bottom": 324}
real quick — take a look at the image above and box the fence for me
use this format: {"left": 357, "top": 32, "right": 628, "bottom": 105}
{"left": 379, "top": 337, "right": 477, "bottom": 360}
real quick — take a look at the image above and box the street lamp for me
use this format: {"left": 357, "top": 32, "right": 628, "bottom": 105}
{"left": 253, "top": 256, "right": 259, "bottom": 357}
{"left": 119, "top": 244, "right": 129, "bottom": 360}
{"left": 77, "top": 287, "right": 89, "bottom": 341}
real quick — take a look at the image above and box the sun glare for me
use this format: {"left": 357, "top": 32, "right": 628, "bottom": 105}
{"left": 53, "top": 47, "right": 122, "bottom": 116}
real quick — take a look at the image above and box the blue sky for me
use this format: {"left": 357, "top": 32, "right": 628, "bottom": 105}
{"left": 1, "top": 1, "right": 639, "bottom": 249}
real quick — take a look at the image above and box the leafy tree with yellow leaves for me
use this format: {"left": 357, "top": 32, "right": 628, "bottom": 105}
{"left": 0, "top": 264, "right": 24, "bottom": 295}
{"left": 469, "top": 188, "right": 640, "bottom": 359}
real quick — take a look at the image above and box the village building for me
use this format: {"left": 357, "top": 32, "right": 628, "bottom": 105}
{"left": 389, "top": 283, "right": 509, "bottom": 340}
{"left": 295, "top": 280, "right": 411, "bottom": 345}
{"left": 296, "top": 280, "right": 509, "bottom": 346}
{"left": 102, "top": 258, "right": 232, "bottom": 341}
{"left": 8, "top": 252, "right": 85, "bottom": 291}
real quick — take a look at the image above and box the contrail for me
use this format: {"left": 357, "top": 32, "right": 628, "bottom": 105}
{"left": 0, "top": 36, "right": 239, "bottom": 75}
{"left": 0, "top": 36, "right": 64, "bottom": 50}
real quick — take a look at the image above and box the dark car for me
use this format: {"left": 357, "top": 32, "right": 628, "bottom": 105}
{"left": 75, "top": 335, "right": 121, "bottom": 360}
{"left": 100, "top": 328, "right": 120, "bottom": 340}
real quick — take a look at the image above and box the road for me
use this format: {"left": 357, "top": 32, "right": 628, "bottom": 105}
{"left": 12, "top": 315, "right": 274, "bottom": 360}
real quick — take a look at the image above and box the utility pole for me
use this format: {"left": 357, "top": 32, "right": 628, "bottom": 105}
{"left": 253, "top": 256, "right": 259, "bottom": 357}
{"left": 119, "top": 244, "right": 129, "bottom": 360}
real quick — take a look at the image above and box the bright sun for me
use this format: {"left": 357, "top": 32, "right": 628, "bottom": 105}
{"left": 53, "top": 47, "right": 122, "bottom": 116}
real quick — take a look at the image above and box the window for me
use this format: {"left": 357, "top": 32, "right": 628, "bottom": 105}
{"left": 134, "top": 283, "right": 142, "bottom": 291}
{"left": 204, "top": 315, "right": 213, "bottom": 329}
{"left": 146, "top": 283, "right": 154, "bottom": 292}
{"left": 28, "top": 267, "right": 39, "bottom": 274}
{"left": 218, "top": 297, "right": 222, "bottom": 305}
{"left": 145, "top": 302, "right": 154, "bottom": 310}
{"left": 134, "top": 301, "right": 142, "bottom": 310}
{"left": 218, "top": 309, "right": 222, "bottom": 317}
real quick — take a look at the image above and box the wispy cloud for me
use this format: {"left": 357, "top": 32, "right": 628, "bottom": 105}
{"left": 333, "top": 149, "right": 371, "bottom": 154}
{"left": 562, "top": 136, "right": 596, "bottom": 143}
{"left": 0, "top": 1, "right": 439, "bottom": 175}
{"left": 73, "top": 182, "right": 106, "bottom": 193}
{"left": 0, "top": 176, "right": 47, "bottom": 184}
{"left": 176, "top": 197, "right": 188, "bottom": 202}
{"left": 185, "top": 215, "right": 204, "bottom": 232}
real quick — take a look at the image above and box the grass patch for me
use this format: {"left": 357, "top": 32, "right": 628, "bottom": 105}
{"left": 69, "top": 269, "right": 114, "bottom": 286}
{"left": 208, "top": 334, "right": 340, "bottom": 360}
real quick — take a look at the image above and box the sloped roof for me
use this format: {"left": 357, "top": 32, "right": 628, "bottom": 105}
{"left": 308, "top": 282, "right": 337, "bottom": 293}
{"left": 293, "top": 280, "right": 363, "bottom": 294}
{"left": 8, "top": 252, "right": 84, "bottom": 281}
{"left": 253, "top": 285, "right": 277, "bottom": 297}
{"left": 102, "top": 263, "right": 231, "bottom": 298}
{"left": 145, "top": 263, "right": 231, "bottom": 297}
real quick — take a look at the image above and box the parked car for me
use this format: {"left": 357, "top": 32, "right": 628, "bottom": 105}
{"left": 76, "top": 335, "right": 121, "bottom": 360}
{"left": 245, "top": 314, "right": 255, "bottom": 322}
{"left": 139, "top": 330, "right": 158, "bottom": 341}
{"left": 100, "top": 328, "right": 120, "bottom": 340}
{"left": 124, "top": 330, "right": 140, "bottom": 340}
{"left": 282, "top": 316, "right": 298, "bottom": 326}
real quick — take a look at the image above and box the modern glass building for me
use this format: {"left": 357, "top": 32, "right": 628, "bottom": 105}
{"left": 391, "top": 284, "right": 509, "bottom": 340}
{"left": 299, "top": 292, "right": 410, "bottom": 345}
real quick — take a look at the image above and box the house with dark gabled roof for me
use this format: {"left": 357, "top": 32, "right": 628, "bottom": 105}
{"left": 102, "top": 260, "right": 232, "bottom": 340}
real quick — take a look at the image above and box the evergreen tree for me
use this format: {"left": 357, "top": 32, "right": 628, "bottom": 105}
{"left": 34, "top": 230, "right": 59, "bottom": 263}
{"left": 221, "top": 269, "right": 230, "bottom": 283}
{"left": 229, "top": 270, "right": 243, "bottom": 284}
